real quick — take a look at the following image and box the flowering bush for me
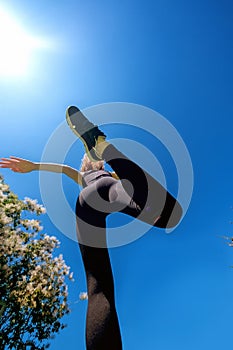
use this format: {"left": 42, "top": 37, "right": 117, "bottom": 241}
{"left": 0, "top": 175, "right": 73, "bottom": 349}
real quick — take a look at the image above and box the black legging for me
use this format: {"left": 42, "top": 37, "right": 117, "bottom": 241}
{"left": 76, "top": 144, "right": 182, "bottom": 350}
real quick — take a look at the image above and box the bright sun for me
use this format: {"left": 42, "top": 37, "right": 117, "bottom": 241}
{"left": 0, "top": 8, "right": 46, "bottom": 77}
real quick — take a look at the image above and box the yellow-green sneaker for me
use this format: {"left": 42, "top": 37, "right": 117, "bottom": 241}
{"left": 66, "top": 106, "right": 106, "bottom": 162}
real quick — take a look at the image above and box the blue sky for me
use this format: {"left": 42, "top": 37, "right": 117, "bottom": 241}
{"left": 1, "top": 0, "right": 233, "bottom": 349}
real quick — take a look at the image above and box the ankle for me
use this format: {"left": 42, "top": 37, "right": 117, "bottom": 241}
{"left": 95, "top": 137, "right": 110, "bottom": 158}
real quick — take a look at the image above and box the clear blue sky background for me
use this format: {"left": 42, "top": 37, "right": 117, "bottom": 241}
{"left": 1, "top": 0, "right": 233, "bottom": 349}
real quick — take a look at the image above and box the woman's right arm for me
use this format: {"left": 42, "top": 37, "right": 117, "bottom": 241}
{"left": 0, "top": 156, "right": 83, "bottom": 185}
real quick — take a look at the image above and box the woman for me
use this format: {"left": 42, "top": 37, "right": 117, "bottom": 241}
{"left": 0, "top": 106, "right": 182, "bottom": 350}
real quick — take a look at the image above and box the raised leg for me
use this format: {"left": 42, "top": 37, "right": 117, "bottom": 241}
{"left": 66, "top": 105, "right": 182, "bottom": 228}
{"left": 102, "top": 143, "right": 182, "bottom": 228}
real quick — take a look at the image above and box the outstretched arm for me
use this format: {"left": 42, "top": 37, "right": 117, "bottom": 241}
{"left": 0, "top": 156, "right": 83, "bottom": 185}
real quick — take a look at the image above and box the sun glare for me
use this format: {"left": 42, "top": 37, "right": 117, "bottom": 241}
{"left": 0, "top": 8, "right": 47, "bottom": 77}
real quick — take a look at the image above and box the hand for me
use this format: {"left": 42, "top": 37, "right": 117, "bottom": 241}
{"left": 0, "top": 156, "right": 36, "bottom": 173}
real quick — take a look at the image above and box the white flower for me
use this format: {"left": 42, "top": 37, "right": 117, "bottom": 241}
{"left": 0, "top": 190, "right": 6, "bottom": 199}
{"left": 40, "top": 206, "right": 46, "bottom": 214}
{"left": 79, "top": 292, "right": 88, "bottom": 301}
{"left": 35, "top": 265, "right": 41, "bottom": 271}
{"left": 0, "top": 184, "right": 9, "bottom": 192}
{"left": 24, "top": 197, "right": 38, "bottom": 206}
{"left": 0, "top": 213, "right": 12, "bottom": 225}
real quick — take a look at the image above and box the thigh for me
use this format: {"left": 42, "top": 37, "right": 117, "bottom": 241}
{"left": 109, "top": 181, "right": 141, "bottom": 218}
{"left": 76, "top": 191, "right": 107, "bottom": 247}
{"left": 103, "top": 144, "right": 182, "bottom": 228}
{"left": 109, "top": 181, "right": 163, "bottom": 226}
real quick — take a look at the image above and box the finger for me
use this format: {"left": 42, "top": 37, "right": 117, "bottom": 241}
{"left": 0, "top": 163, "right": 18, "bottom": 168}
{"left": 0, "top": 158, "right": 19, "bottom": 162}
{"left": 1, "top": 159, "right": 19, "bottom": 164}
{"left": 0, "top": 164, "right": 15, "bottom": 168}
{"left": 0, "top": 159, "right": 12, "bottom": 163}
{"left": 10, "top": 156, "right": 24, "bottom": 161}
